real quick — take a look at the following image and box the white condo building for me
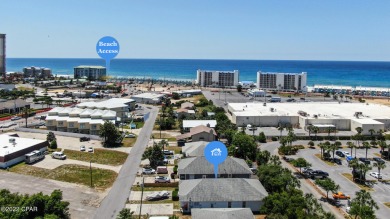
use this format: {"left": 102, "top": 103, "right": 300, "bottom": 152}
{"left": 197, "top": 70, "right": 239, "bottom": 87}
{"left": 257, "top": 71, "right": 307, "bottom": 91}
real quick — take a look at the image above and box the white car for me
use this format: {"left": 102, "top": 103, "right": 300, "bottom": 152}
{"left": 142, "top": 168, "right": 156, "bottom": 174}
{"left": 342, "top": 151, "right": 350, "bottom": 156}
{"left": 369, "top": 172, "right": 382, "bottom": 179}
{"left": 155, "top": 176, "right": 170, "bottom": 183}
{"left": 52, "top": 152, "right": 67, "bottom": 160}
{"left": 11, "top": 116, "right": 21, "bottom": 121}
{"left": 80, "top": 145, "right": 86, "bottom": 151}
{"left": 125, "top": 134, "right": 136, "bottom": 138}
{"left": 88, "top": 146, "right": 94, "bottom": 153}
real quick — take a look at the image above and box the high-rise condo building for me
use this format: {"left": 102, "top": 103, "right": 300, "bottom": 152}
{"left": 74, "top": 65, "right": 106, "bottom": 80}
{"left": 256, "top": 71, "right": 307, "bottom": 91}
{"left": 196, "top": 70, "right": 239, "bottom": 87}
{"left": 0, "top": 34, "right": 6, "bottom": 79}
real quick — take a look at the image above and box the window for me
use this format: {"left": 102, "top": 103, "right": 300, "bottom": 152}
{"left": 211, "top": 203, "right": 214, "bottom": 208}
{"left": 242, "top": 201, "right": 246, "bottom": 208}
{"left": 68, "top": 122, "right": 74, "bottom": 128}
{"left": 91, "top": 125, "right": 97, "bottom": 129}
{"left": 228, "top": 202, "right": 231, "bottom": 208}
{"left": 58, "top": 121, "right": 63, "bottom": 126}
{"left": 80, "top": 124, "right": 85, "bottom": 129}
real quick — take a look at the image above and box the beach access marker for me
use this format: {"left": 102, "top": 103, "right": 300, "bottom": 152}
{"left": 96, "top": 36, "right": 120, "bottom": 71}
{"left": 204, "top": 141, "right": 228, "bottom": 178}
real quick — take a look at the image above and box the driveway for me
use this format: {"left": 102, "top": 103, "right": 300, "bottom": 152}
{"left": 127, "top": 204, "right": 173, "bottom": 216}
{"left": 0, "top": 171, "right": 103, "bottom": 219}
{"left": 129, "top": 191, "right": 173, "bottom": 201}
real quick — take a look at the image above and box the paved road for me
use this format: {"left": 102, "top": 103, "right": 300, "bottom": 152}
{"left": 260, "top": 141, "right": 345, "bottom": 219}
{"left": 93, "top": 106, "right": 158, "bottom": 219}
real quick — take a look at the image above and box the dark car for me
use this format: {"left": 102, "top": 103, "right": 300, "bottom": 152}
{"left": 381, "top": 151, "right": 390, "bottom": 160}
{"left": 359, "top": 158, "right": 371, "bottom": 165}
{"left": 373, "top": 157, "right": 385, "bottom": 164}
{"left": 309, "top": 170, "right": 329, "bottom": 179}
{"left": 286, "top": 98, "right": 296, "bottom": 102}
{"left": 335, "top": 151, "right": 345, "bottom": 157}
{"left": 80, "top": 136, "right": 90, "bottom": 142}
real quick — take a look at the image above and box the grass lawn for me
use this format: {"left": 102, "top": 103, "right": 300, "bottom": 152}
{"left": 152, "top": 133, "right": 177, "bottom": 141}
{"left": 9, "top": 163, "right": 117, "bottom": 190}
{"left": 341, "top": 173, "right": 375, "bottom": 191}
{"left": 63, "top": 148, "right": 128, "bottom": 166}
{"left": 384, "top": 202, "right": 390, "bottom": 208}
{"left": 314, "top": 154, "right": 337, "bottom": 166}
{"left": 167, "top": 146, "right": 182, "bottom": 154}
{"left": 134, "top": 121, "right": 144, "bottom": 128}
{"left": 122, "top": 137, "right": 137, "bottom": 147}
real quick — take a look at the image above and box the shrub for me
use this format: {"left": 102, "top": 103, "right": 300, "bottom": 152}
{"left": 50, "top": 140, "right": 58, "bottom": 149}
{"left": 173, "top": 165, "right": 178, "bottom": 174}
{"left": 271, "top": 136, "right": 278, "bottom": 141}
{"left": 172, "top": 188, "right": 179, "bottom": 201}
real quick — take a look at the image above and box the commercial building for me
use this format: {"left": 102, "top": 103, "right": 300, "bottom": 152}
{"left": 0, "top": 99, "right": 30, "bottom": 114}
{"left": 131, "top": 93, "right": 165, "bottom": 104}
{"left": 0, "top": 34, "right": 5, "bottom": 79}
{"left": 179, "top": 178, "right": 268, "bottom": 213}
{"left": 312, "top": 85, "right": 390, "bottom": 97}
{"left": 0, "top": 133, "right": 49, "bottom": 168}
{"left": 23, "top": 66, "right": 52, "bottom": 78}
{"left": 228, "top": 102, "right": 390, "bottom": 134}
{"left": 74, "top": 65, "right": 106, "bottom": 80}
{"left": 257, "top": 71, "right": 307, "bottom": 91}
{"left": 197, "top": 70, "right": 239, "bottom": 87}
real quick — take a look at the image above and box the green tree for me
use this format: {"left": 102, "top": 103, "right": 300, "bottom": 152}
{"left": 47, "top": 132, "right": 56, "bottom": 143}
{"left": 257, "top": 131, "right": 267, "bottom": 143}
{"left": 172, "top": 92, "right": 180, "bottom": 100}
{"left": 50, "top": 140, "right": 58, "bottom": 149}
{"left": 116, "top": 208, "right": 134, "bottom": 219}
{"left": 347, "top": 141, "right": 355, "bottom": 157}
{"left": 292, "top": 158, "right": 311, "bottom": 173}
{"left": 373, "top": 162, "right": 386, "bottom": 177}
{"left": 363, "top": 141, "right": 371, "bottom": 159}
{"left": 142, "top": 143, "right": 164, "bottom": 168}
{"left": 308, "top": 141, "right": 315, "bottom": 148}
{"left": 99, "top": 121, "right": 121, "bottom": 147}
{"left": 349, "top": 190, "right": 378, "bottom": 219}
{"left": 330, "top": 143, "right": 338, "bottom": 161}
{"left": 277, "top": 126, "right": 284, "bottom": 138}
{"left": 313, "top": 126, "right": 319, "bottom": 141}
{"left": 236, "top": 84, "right": 242, "bottom": 92}
{"left": 231, "top": 132, "right": 257, "bottom": 160}
{"left": 256, "top": 149, "right": 271, "bottom": 165}
{"left": 315, "top": 178, "right": 340, "bottom": 199}
{"left": 257, "top": 164, "right": 300, "bottom": 193}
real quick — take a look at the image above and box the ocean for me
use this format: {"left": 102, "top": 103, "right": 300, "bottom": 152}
{"left": 5, "top": 58, "right": 390, "bottom": 87}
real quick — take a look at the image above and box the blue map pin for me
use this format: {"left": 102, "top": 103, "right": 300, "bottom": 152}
{"left": 96, "top": 36, "right": 120, "bottom": 72}
{"left": 204, "top": 141, "right": 228, "bottom": 178}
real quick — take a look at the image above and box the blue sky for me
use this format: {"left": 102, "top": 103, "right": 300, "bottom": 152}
{"left": 2, "top": 0, "right": 390, "bottom": 61}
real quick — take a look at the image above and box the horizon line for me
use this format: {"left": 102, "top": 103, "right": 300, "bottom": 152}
{"left": 5, "top": 57, "right": 390, "bottom": 62}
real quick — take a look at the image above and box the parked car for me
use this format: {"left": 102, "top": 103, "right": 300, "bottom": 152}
{"left": 88, "top": 146, "right": 94, "bottom": 153}
{"left": 80, "top": 145, "right": 86, "bottom": 151}
{"left": 332, "top": 192, "right": 350, "bottom": 199}
{"left": 80, "top": 136, "right": 90, "bottom": 142}
{"left": 250, "top": 167, "right": 258, "bottom": 175}
{"left": 155, "top": 176, "right": 170, "bottom": 183}
{"left": 335, "top": 151, "right": 345, "bottom": 157}
{"left": 11, "top": 116, "right": 21, "bottom": 121}
{"left": 142, "top": 168, "right": 156, "bottom": 174}
{"left": 52, "top": 152, "right": 67, "bottom": 160}
{"left": 369, "top": 172, "right": 383, "bottom": 179}
{"left": 286, "top": 98, "right": 296, "bottom": 102}
{"left": 309, "top": 170, "right": 329, "bottom": 179}
{"left": 157, "top": 166, "right": 168, "bottom": 174}
{"left": 125, "top": 134, "right": 136, "bottom": 138}
{"left": 359, "top": 158, "right": 371, "bottom": 165}
{"left": 373, "top": 157, "right": 385, "bottom": 164}
{"left": 342, "top": 151, "right": 351, "bottom": 157}
{"left": 145, "top": 191, "right": 169, "bottom": 201}
{"left": 162, "top": 150, "right": 174, "bottom": 155}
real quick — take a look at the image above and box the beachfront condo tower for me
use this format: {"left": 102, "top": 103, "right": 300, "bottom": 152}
{"left": 74, "top": 65, "right": 106, "bottom": 80}
{"left": 196, "top": 69, "right": 239, "bottom": 87}
{"left": 257, "top": 71, "right": 307, "bottom": 92}
{"left": 0, "top": 34, "right": 5, "bottom": 79}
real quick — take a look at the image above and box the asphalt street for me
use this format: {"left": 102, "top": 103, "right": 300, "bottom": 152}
{"left": 93, "top": 106, "right": 158, "bottom": 219}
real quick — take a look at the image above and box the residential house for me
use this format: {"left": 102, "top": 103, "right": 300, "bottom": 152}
{"left": 192, "top": 208, "right": 254, "bottom": 219}
{"left": 178, "top": 156, "right": 252, "bottom": 180}
{"left": 181, "top": 102, "right": 194, "bottom": 109}
{"left": 179, "top": 178, "right": 268, "bottom": 213}
{"left": 176, "top": 108, "right": 195, "bottom": 119}
{"left": 182, "top": 141, "right": 208, "bottom": 157}
{"left": 176, "top": 125, "right": 217, "bottom": 142}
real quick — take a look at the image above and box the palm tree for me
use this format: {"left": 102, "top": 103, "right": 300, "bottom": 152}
{"left": 330, "top": 143, "right": 338, "bottom": 162}
{"left": 277, "top": 126, "right": 284, "bottom": 138}
{"left": 347, "top": 141, "right": 355, "bottom": 157}
{"left": 313, "top": 126, "right": 319, "bottom": 141}
{"left": 362, "top": 141, "right": 371, "bottom": 159}
{"left": 318, "top": 143, "right": 325, "bottom": 159}
{"left": 373, "top": 162, "right": 386, "bottom": 177}
{"left": 307, "top": 125, "right": 313, "bottom": 137}
{"left": 368, "top": 128, "right": 375, "bottom": 140}
{"left": 377, "top": 129, "right": 384, "bottom": 140}
{"left": 22, "top": 106, "right": 33, "bottom": 128}
{"left": 370, "top": 140, "right": 377, "bottom": 148}
{"left": 378, "top": 140, "right": 387, "bottom": 154}
{"left": 326, "top": 127, "right": 333, "bottom": 138}
{"left": 334, "top": 141, "right": 342, "bottom": 149}
{"left": 355, "top": 127, "right": 363, "bottom": 134}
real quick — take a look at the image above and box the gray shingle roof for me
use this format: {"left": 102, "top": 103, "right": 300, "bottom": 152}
{"left": 178, "top": 156, "right": 252, "bottom": 175}
{"left": 192, "top": 208, "right": 254, "bottom": 219}
{"left": 182, "top": 141, "right": 208, "bottom": 157}
{"left": 179, "top": 178, "right": 268, "bottom": 202}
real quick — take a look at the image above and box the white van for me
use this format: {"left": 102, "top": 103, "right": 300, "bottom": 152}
{"left": 52, "top": 152, "right": 67, "bottom": 160}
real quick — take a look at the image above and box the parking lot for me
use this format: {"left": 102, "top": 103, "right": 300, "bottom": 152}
{"left": 285, "top": 140, "right": 390, "bottom": 218}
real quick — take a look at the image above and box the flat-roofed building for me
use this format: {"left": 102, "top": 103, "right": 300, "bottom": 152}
{"left": 131, "top": 93, "right": 165, "bottom": 104}
{"left": 0, "top": 133, "right": 49, "bottom": 168}
{"left": 257, "top": 71, "right": 307, "bottom": 91}
{"left": 74, "top": 65, "right": 106, "bottom": 80}
{"left": 228, "top": 102, "right": 390, "bottom": 133}
{"left": 197, "top": 70, "right": 239, "bottom": 87}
